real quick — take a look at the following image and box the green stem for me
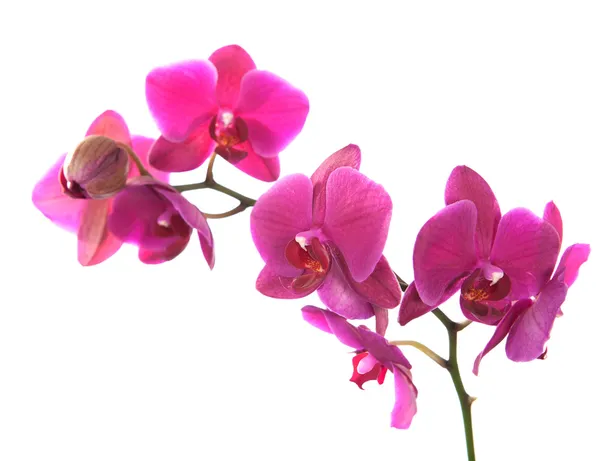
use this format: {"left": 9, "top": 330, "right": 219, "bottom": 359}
{"left": 388, "top": 340, "right": 447, "bottom": 368}
{"left": 173, "top": 180, "right": 256, "bottom": 207}
{"left": 433, "top": 308, "right": 476, "bottom": 461}
{"left": 203, "top": 203, "right": 251, "bottom": 220}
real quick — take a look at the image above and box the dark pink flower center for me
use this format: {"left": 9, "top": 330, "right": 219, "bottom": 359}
{"left": 460, "top": 268, "right": 511, "bottom": 323}
{"left": 209, "top": 110, "right": 249, "bottom": 163}
{"left": 59, "top": 168, "right": 88, "bottom": 199}
{"left": 284, "top": 237, "right": 331, "bottom": 294}
{"left": 350, "top": 352, "right": 387, "bottom": 390}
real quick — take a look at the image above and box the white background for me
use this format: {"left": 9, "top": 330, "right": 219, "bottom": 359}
{"left": 1, "top": 1, "right": 599, "bottom": 460}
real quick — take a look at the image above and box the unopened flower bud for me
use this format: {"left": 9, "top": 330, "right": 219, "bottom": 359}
{"left": 60, "top": 135, "right": 130, "bottom": 199}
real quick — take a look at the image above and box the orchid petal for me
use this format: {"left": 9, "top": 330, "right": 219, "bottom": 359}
{"left": 209, "top": 45, "right": 256, "bottom": 108}
{"left": 32, "top": 154, "right": 85, "bottom": 233}
{"left": 86, "top": 110, "right": 131, "bottom": 146}
{"left": 472, "top": 299, "right": 532, "bottom": 375}
{"left": 413, "top": 200, "right": 478, "bottom": 306}
{"left": 491, "top": 208, "right": 560, "bottom": 299}
{"left": 156, "top": 185, "right": 211, "bottom": 242}
{"left": 235, "top": 70, "right": 309, "bottom": 157}
{"left": 229, "top": 140, "right": 280, "bottom": 182}
{"left": 323, "top": 167, "right": 392, "bottom": 283}
{"left": 250, "top": 174, "right": 313, "bottom": 276}
{"left": 445, "top": 166, "right": 501, "bottom": 258}
{"left": 146, "top": 60, "right": 218, "bottom": 142}
{"left": 356, "top": 326, "right": 411, "bottom": 370}
{"left": 346, "top": 255, "right": 401, "bottom": 308}
{"left": 317, "top": 260, "right": 374, "bottom": 319}
{"left": 398, "top": 282, "right": 436, "bottom": 325}
{"left": 505, "top": 279, "right": 568, "bottom": 362}
{"left": 130, "top": 136, "right": 170, "bottom": 183}
{"left": 148, "top": 122, "right": 215, "bottom": 173}
{"left": 374, "top": 306, "right": 390, "bottom": 336}
{"left": 256, "top": 265, "right": 312, "bottom": 299}
{"left": 301, "top": 306, "right": 363, "bottom": 350}
{"left": 311, "top": 144, "right": 361, "bottom": 226}
{"left": 543, "top": 201, "right": 563, "bottom": 245}
{"left": 391, "top": 366, "right": 418, "bottom": 429}
{"left": 77, "top": 199, "right": 122, "bottom": 266}
{"left": 199, "top": 226, "right": 215, "bottom": 270}
{"left": 554, "top": 243, "right": 591, "bottom": 287}
{"left": 138, "top": 236, "right": 191, "bottom": 264}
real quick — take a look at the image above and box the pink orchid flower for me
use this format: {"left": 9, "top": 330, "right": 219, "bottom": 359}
{"left": 473, "top": 202, "right": 590, "bottom": 373}
{"left": 302, "top": 305, "right": 417, "bottom": 429}
{"left": 399, "top": 166, "right": 561, "bottom": 326}
{"left": 145, "top": 44, "right": 309, "bottom": 182}
{"left": 107, "top": 177, "right": 214, "bottom": 267}
{"left": 32, "top": 110, "right": 168, "bottom": 266}
{"left": 250, "top": 145, "right": 400, "bottom": 320}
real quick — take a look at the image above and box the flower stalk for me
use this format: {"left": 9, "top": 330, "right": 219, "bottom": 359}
{"left": 432, "top": 308, "right": 476, "bottom": 461}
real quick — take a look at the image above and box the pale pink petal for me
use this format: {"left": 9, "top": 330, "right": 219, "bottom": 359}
{"left": 86, "top": 110, "right": 131, "bottom": 146}
{"left": 491, "top": 208, "right": 561, "bottom": 299}
{"left": 130, "top": 136, "right": 170, "bottom": 183}
{"left": 391, "top": 366, "right": 418, "bottom": 429}
{"left": 146, "top": 60, "right": 218, "bottom": 142}
{"left": 505, "top": 279, "right": 568, "bottom": 362}
{"left": 230, "top": 140, "right": 280, "bottom": 182}
{"left": 543, "top": 201, "right": 563, "bottom": 245}
{"left": 413, "top": 200, "right": 479, "bottom": 306}
{"left": 32, "top": 154, "right": 85, "bottom": 233}
{"left": 310, "top": 144, "right": 361, "bottom": 226}
{"left": 148, "top": 122, "right": 215, "bottom": 173}
{"left": 317, "top": 260, "right": 374, "bottom": 320}
{"left": 209, "top": 45, "right": 256, "bottom": 108}
{"left": 398, "top": 282, "right": 436, "bottom": 325}
{"left": 374, "top": 306, "right": 389, "bottom": 336}
{"left": 472, "top": 299, "right": 532, "bottom": 375}
{"left": 235, "top": 70, "right": 309, "bottom": 157}
{"left": 77, "top": 199, "right": 123, "bottom": 266}
{"left": 301, "top": 305, "right": 364, "bottom": 350}
{"left": 445, "top": 166, "right": 501, "bottom": 258}
{"left": 323, "top": 167, "right": 392, "bottom": 283}
{"left": 554, "top": 243, "right": 591, "bottom": 287}
{"left": 255, "top": 265, "right": 312, "bottom": 299}
{"left": 250, "top": 174, "right": 313, "bottom": 276}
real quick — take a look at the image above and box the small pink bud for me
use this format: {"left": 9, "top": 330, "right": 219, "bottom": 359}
{"left": 60, "top": 135, "right": 130, "bottom": 199}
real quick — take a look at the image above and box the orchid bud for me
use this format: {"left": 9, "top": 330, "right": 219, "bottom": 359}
{"left": 60, "top": 135, "right": 130, "bottom": 199}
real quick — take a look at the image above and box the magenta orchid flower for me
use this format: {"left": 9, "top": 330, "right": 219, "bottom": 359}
{"left": 473, "top": 202, "right": 590, "bottom": 373}
{"left": 250, "top": 145, "right": 400, "bottom": 320}
{"left": 107, "top": 177, "right": 214, "bottom": 267}
{"left": 302, "top": 305, "right": 417, "bottom": 429}
{"left": 399, "top": 166, "right": 561, "bottom": 326}
{"left": 145, "top": 44, "right": 309, "bottom": 182}
{"left": 32, "top": 110, "right": 168, "bottom": 266}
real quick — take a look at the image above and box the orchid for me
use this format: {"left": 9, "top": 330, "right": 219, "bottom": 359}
{"left": 108, "top": 177, "right": 214, "bottom": 266}
{"left": 473, "top": 201, "right": 590, "bottom": 373}
{"left": 145, "top": 44, "right": 309, "bottom": 181}
{"left": 302, "top": 306, "right": 417, "bottom": 429}
{"left": 250, "top": 144, "right": 401, "bottom": 319}
{"left": 32, "top": 110, "right": 168, "bottom": 266}
{"left": 399, "top": 166, "right": 561, "bottom": 326}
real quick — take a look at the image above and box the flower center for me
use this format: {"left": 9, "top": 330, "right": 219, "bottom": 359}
{"left": 460, "top": 267, "right": 511, "bottom": 324}
{"left": 463, "top": 287, "right": 490, "bottom": 302}
{"left": 209, "top": 110, "right": 249, "bottom": 163}
{"left": 284, "top": 236, "right": 331, "bottom": 293}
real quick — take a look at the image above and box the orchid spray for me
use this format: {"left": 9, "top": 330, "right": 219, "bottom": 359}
{"left": 32, "top": 44, "right": 590, "bottom": 461}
